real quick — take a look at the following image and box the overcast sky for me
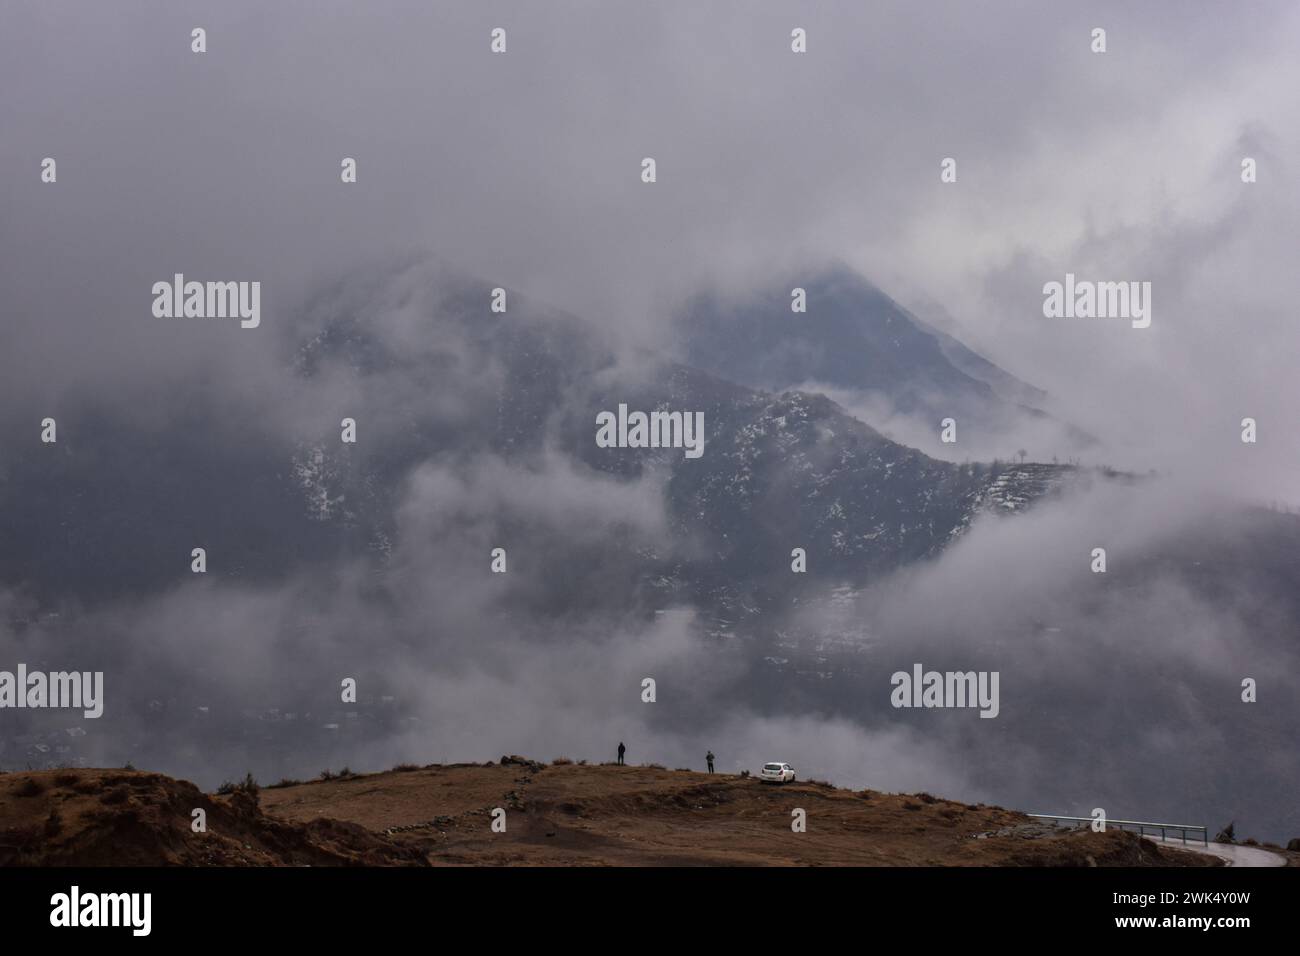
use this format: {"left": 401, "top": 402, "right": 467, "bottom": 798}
{"left": 2, "top": 1, "right": 1298, "bottom": 837}
{"left": 3, "top": 0, "right": 1298, "bottom": 499}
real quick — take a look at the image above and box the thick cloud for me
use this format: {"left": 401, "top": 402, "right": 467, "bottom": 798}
{"left": 2, "top": 2, "right": 1297, "bottom": 841}
{"left": 779, "top": 476, "right": 1300, "bottom": 839}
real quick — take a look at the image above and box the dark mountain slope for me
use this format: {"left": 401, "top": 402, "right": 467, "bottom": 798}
{"left": 680, "top": 264, "right": 1094, "bottom": 455}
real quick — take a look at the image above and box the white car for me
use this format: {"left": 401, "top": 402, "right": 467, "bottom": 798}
{"left": 759, "top": 762, "right": 796, "bottom": 784}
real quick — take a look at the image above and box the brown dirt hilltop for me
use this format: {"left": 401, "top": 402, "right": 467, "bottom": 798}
{"left": 0, "top": 758, "right": 1224, "bottom": 866}
{"left": 0, "top": 769, "right": 425, "bottom": 866}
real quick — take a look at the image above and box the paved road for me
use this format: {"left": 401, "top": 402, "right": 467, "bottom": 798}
{"left": 1146, "top": 835, "right": 1285, "bottom": 867}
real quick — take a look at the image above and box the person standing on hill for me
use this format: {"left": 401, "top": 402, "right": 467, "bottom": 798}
{"left": 617, "top": 741, "right": 626, "bottom": 765}
{"left": 706, "top": 750, "right": 715, "bottom": 773}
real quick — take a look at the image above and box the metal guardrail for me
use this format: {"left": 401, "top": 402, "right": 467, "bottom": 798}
{"left": 1027, "top": 813, "right": 1209, "bottom": 846}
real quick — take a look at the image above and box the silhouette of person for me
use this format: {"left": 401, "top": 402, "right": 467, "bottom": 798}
{"left": 706, "top": 750, "right": 715, "bottom": 773}
{"left": 617, "top": 741, "right": 626, "bottom": 766}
